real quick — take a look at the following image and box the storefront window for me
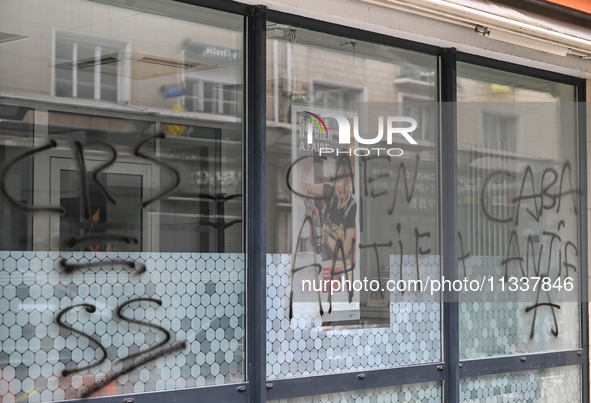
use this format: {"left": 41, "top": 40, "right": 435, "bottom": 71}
{"left": 0, "top": 1, "right": 244, "bottom": 401}
{"left": 265, "top": 24, "right": 440, "bottom": 378}
{"left": 457, "top": 63, "right": 580, "bottom": 358}
{"left": 0, "top": 1, "right": 586, "bottom": 402}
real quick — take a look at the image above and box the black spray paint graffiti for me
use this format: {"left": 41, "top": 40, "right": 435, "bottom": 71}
{"left": 286, "top": 154, "right": 356, "bottom": 201}
{"left": 286, "top": 152, "right": 436, "bottom": 313}
{"left": 358, "top": 241, "right": 392, "bottom": 299}
{"left": 480, "top": 162, "right": 580, "bottom": 226}
{"left": 74, "top": 141, "right": 118, "bottom": 220}
{"left": 0, "top": 134, "right": 211, "bottom": 398}
{"left": 56, "top": 299, "right": 186, "bottom": 398}
{"left": 458, "top": 231, "right": 471, "bottom": 278}
{"left": 482, "top": 162, "right": 580, "bottom": 339}
{"left": 1, "top": 135, "right": 182, "bottom": 216}
{"left": 1, "top": 140, "right": 66, "bottom": 214}
{"left": 56, "top": 304, "right": 108, "bottom": 376}
{"left": 54, "top": 275, "right": 189, "bottom": 398}
{"left": 58, "top": 257, "right": 146, "bottom": 275}
{"left": 288, "top": 214, "right": 356, "bottom": 318}
{"left": 359, "top": 154, "right": 421, "bottom": 214}
{"left": 134, "top": 133, "right": 181, "bottom": 208}
{"left": 287, "top": 154, "right": 357, "bottom": 317}
{"left": 80, "top": 342, "right": 186, "bottom": 399}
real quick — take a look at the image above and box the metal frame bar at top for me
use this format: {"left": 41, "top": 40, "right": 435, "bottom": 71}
{"left": 266, "top": 9, "right": 440, "bottom": 56}
{"left": 456, "top": 51, "right": 584, "bottom": 85}
{"left": 173, "top": 0, "right": 251, "bottom": 15}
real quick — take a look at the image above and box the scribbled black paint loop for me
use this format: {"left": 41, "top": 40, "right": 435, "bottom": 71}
{"left": 55, "top": 303, "right": 107, "bottom": 376}
{"left": 74, "top": 142, "right": 92, "bottom": 220}
{"left": 525, "top": 303, "right": 561, "bottom": 312}
{"left": 289, "top": 263, "right": 323, "bottom": 319}
{"left": 512, "top": 166, "right": 541, "bottom": 226}
{"left": 115, "top": 298, "right": 172, "bottom": 362}
{"left": 387, "top": 154, "right": 419, "bottom": 215}
{"left": 540, "top": 167, "right": 558, "bottom": 214}
{"left": 58, "top": 258, "right": 146, "bottom": 274}
{"left": 326, "top": 238, "right": 356, "bottom": 314}
{"left": 556, "top": 161, "right": 580, "bottom": 214}
{"left": 359, "top": 241, "right": 392, "bottom": 299}
{"left": 563, "top": 241, "right": 578, "bottom": 277}
{"left": 76, "top": 141, "right": 118, "bottom": 209}
{"left": 286, "top": 155, "right": 330, "bottom": 201}
{"left": 414, "top": 228, "right": 431, "bottom": 280}
{"left": 501, "top": 231, "right": 525, "bottom": 279}
{"left": 80, "top": 341, "right": 186, "bottom": 398}
{"left": 0, "top": 140, "right": 66, "bottom": 214}
{"left": 480, "top": 171, "right": 513, "bottom": 223}
{"left": 360, "top": 155, "right": 390, "bottom": 197}
{"left": 333, "top": 155, "right": 356, "bottom": 195}
{"left": 458, "top": 232, "right": 470, "bottom": 278}
{"left": 134, "top": 133, "right": 181, "bottom": 208}
{"left": 289, "top": 215, "right": 325, "bottom": 319}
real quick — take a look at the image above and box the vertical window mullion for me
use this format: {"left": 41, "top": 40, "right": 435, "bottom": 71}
{"left": 576, "top": 82, "right": 589, "bottom": 403}
{"left": 441, "top": 47, "right": 459, "bottom": 403}
{"left": 246, "top": 5, "right": 267, "bottom": 403}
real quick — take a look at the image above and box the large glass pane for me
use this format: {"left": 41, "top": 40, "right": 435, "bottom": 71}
{"left": 266, "top": 24, "right": 440, "bottom": 378}
{"left": 457, "top": 63, "right": 580, "bottom": 359}
{"left": 268, "top": 381, "right": 441, "bottom": 403}
{"left": 460, "top": 365, "right": 581, "bottom": 402}
{"left": 0, "top": 1, "right": 244, "bottom": 401}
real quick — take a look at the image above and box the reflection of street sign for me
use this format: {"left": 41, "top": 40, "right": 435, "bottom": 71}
{"left": 164, "top": 86, "right": 186, "bottom": 98}
{"left": 183, "top": 40, "right": 242, "bottom": 62}
{"left": 165, "top": 103, "right": 187, "bottom": 136}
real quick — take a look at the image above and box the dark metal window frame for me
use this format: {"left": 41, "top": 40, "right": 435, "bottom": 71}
{"left": 55, "top": 1, "right": 587, "bottom": 402}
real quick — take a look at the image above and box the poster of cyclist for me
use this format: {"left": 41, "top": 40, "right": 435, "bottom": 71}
{"left": 289, "top": 104, "right": 360, "bottom": 323}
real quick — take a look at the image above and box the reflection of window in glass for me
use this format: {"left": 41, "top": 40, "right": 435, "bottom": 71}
{"left": 396, "top": 66, "right": 435, "bottom": 84}
{"left": 185, "top": 80, "right": 243, "bottom": 116}
{"left": 54, "top": 32, "right": 129, "bottom": 102}
{"left": 312, "top": 82, "right": 362, "bottom": 109}
{"left": 401, "top": 96, "right": 435, "bottom": 142}
{"left": 482, "top": 112, "right": 517, "bottom": 150}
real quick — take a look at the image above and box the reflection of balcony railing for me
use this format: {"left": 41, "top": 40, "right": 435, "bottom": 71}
{"left": 394, "top": 67, "right": 435, "bottom": 89}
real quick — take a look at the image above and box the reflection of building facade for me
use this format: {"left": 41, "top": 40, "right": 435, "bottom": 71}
{"left": 0, "top": 0, "right": 590, "bottom": 402}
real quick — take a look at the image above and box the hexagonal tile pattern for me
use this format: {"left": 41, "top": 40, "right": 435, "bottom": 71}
{"left": 459, "top": 256, "right": 580, "bottom": 359}
{"left": 266, "top": 254, "right": 441, "bottom": 378}
{"left": 460, "top": 366, "right": 580, "bottom": 402}
{"left": 0, "top": 252, "right": 245, "bottom": 401}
